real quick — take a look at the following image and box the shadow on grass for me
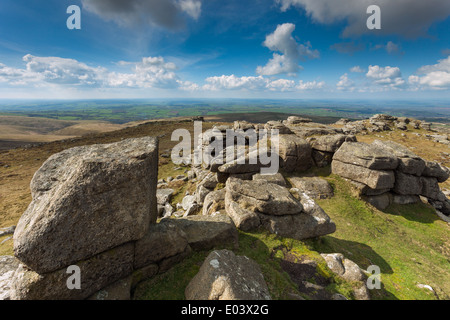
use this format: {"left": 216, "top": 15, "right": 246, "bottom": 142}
{"left": 383, "top": 202, "right": 441, "bottom": 224}
{"left": 304, "top": 236, "right": 398, "bottom": 300}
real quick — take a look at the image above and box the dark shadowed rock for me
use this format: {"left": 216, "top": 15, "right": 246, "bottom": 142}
{"left": 393, "top": 171, "right": 423, "bottom": 195}
{"left": 422, "top": 161, "right": 450, "bottom": 183}
{"left": 134, "top": 220, "right": 189, "bottom": 270}
{"left": 88, "top": 276, "right": 132, "bottom": 300}
{"left": 164, "top": 214, "right": 238, "bottom": 251}
{"left": 311, "top": 150, "right": 334, "bottom": 167}
{"left": 13, "top": 137, "right": 159, "bottom": 274}
{"left": 10, "top": 243, "right": 135, "bottom": 300}
{"left": 420, "top": 177, "right": 442, "bottom": 200}
{"left": 185, "top": 250, "right": 271, "bottom": 300}
{"left": 363, "top": 193, "right": 391, "bottom": 210}
{"left": 349, "top": 180, "right": 390, "bottom": 197}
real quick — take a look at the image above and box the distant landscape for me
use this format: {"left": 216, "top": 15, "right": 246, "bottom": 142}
{"left": 1, "top": 99, "right": 449, "bottom": 124}
{"left": 0, "top": 99, "right": 449, "bottom": 150}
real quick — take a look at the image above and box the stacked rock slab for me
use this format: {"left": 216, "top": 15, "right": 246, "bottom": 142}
{"left": 332, "top": 140, "right": 450, "bottom": 212}
{"left": 224, "top": 177, "right": 336, "bottom": 239}
{"left": 308, "top": 134, "right": 357, "bottom": 168}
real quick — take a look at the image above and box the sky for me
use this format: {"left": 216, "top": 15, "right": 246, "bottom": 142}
{"left": 0, "top": 0, "right": 449, "bottom": 100}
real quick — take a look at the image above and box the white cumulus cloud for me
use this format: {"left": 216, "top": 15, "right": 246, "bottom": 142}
{"left": 256, "top": 23, "right": 319, "bottom": 76}
{"left": 409, "top": 56, "right": 450, "bottom": 89}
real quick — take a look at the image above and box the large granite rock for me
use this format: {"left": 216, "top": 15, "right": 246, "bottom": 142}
{"left": 393, "top": 171, "right": 423, "bottom": 195}
{"left": 278, "top": 134, "right": 312, "bottom": 172}
{"left": 252, "top": 173, "right": 287, "bottom": 187}
{"left": 422, "top": 161, "right": 450, "bottom": 183}
{"left": 10, "top": 243, "right": 135, "bottom": 300}
{"left": 202, "top": 189, "right": 226, "bottom": 216}
{"left": 164, "top": 214, "right": 238, "bottom": 251}
{"left": 333, "top": 142, "right": 398, "bottom": 170}
{"left": 13, "top": 137, "right": 159, "bottom": 274}
{"left": 225, "top": 178, "right": 303, "bottom": 216}
{"left": 332, "top": 160, "right": 395, "bottom": 190}
{"left": 185, "top": 250, "right": 271, "bottom": 300}
{"left": 309, "top": 134, "right": 357, "bottom": 153}
{"left": 289, "top": 177, "right": 334, "bottom": 199}
{"left": 372, "top": 140, "right": 425, "bottom": 176}
{"left": 258, "top": 191, "right": 336, "bottom": 240}
{"left": 134, "top": 220, "right": 189, "bottom": 270}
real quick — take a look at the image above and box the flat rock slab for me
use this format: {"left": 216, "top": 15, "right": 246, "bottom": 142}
{"left": 10, "top": 243, "right": 135, "bottom": 300}
{"left": 289, "top": 177, "right": 334, "bottom": 199}
{"left": 185, "top": 249, "right": 271, "bottom": 300}
{"left": 309, "top": 134, "right": 356, "bottom": 153}
{"left": 14, "top": 137, "right": 159, "bottom": 274}
{"left": 252, "top": 173, "right": 287, "bottom": 187}
{"left": 332, "top": 160, "right": 395, "bottom": 190}
{"left": 372, "top": 140, "right": 425, "bottom": 176}
{"left": 164, "top": 214, "right": 238, "bottom": 251}
{"left": 333, "top": 141, "right": 398, "bottom": 170}
{"left": 225, "top": 177, "right": 303, "bottom": 216}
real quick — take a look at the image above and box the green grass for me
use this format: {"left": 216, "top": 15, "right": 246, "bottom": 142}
{"left": 307, "top": 174, "right": 450, "bottom": 300}
{"left": 133, "top": 169, "right": 449, "bottom": 301}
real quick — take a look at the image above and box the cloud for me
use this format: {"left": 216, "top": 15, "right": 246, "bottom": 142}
{"left": 350, "top": 66, "right": 364, "bottom": 73}
{"left": 373, "top": 41, "right": 403, "bottom": 55}
{"left": 409, "top": 56, "right": 450, "bottom": 89}
{"left": 275, "top": 0, "right": 450, "bottom": 38}
{"left": 203, "top": 74, "right": 324, "bottom": 92}
{"left": 81, "top": 0, "right": 202, "bottom": 29}
{"left": 330, "top": 42, "right": 364, "bottom": 55}
{"left": 0, "top": 55, "right": 188, "bottom": 90}
{"left": 336, "top": 73, "right": 354, "bottom": 90}
{"left": 366, "top": 65, "right": 405, "bottom": 88}
{"left": 256, "top": 23, "right": 319, "bottom": 76}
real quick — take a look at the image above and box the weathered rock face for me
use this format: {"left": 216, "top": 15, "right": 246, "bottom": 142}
{"left": 157, "top": 189, "right": 174, "bottom": 205}
{"left": 422, "top": 161, "right": 450, "bottom": 183}
{"left": 372, "top": 140, "right": 425, "bottom": 176}
{"left": 289, "top": 177, "right": 334, "bottom": 199}
{"left": 278, "top": 134, "right": 312, "bottom": 172}
{"left": 185, "top": 250, "right": 271, "bottom": 300}
{"left": 0, "top": 256, "right": 19, "bottom": 300}
{"left": 10, "top": 243, "right": 135, "bottom": 300}
{"left": 134, "top": 220, "right": 189, "bottom": 270}
{"left": 332, "top": 160, "right": 395, "bottom": 190}
{"left": 393, "top": 171, "right": 423, "bottom": 195}
{"left": 13, "top": 137, "right": 159, "bottom": 274}
{"left": 164, "top": 214, "right": 238, "bottom": 251}
{"left": 333, "top": 142, "right": 398, "bottom": 170}
{"left": 252, "top": 173, "right": 287, "bottom": 187}
{"left": 225, "top": 178, "right": 303, "bottom": 216}
{"left": 259, "top": 191, "right": 336, "bottom": 240}
{"left": 309, "top": 134, "right": 357, "bottom": 153}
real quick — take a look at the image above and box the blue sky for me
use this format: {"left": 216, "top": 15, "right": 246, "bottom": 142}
{"left": 0, "top": 0, "right": 449, "bottom": 100}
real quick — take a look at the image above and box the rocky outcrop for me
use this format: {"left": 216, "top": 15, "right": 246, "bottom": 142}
{"left": 289, "top": 177, "right": 334, "bottom": 199}
{"left": 278, "top": 134, "right": 312, "bottom": 172}
{"left": 224, "top": 177, "right": 336, "bottom": 239}
{"left": 0, "top": 256, "right": 19, "bottom": 300}
{"left": 13, "top": 137, "right": 159, "bottom": 274}
{"left": 331, "top": 140, "right": 450, "bottom": 213}
{"left": 185, "top": 249, "right": 271, "bottom": 300}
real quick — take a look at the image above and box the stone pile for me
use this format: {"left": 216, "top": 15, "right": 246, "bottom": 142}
{"left": 6, "top": 137, "right": 238, "bottom": 300}
{"left": 331, "top": 140, "right": 450, "bottom": 212}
